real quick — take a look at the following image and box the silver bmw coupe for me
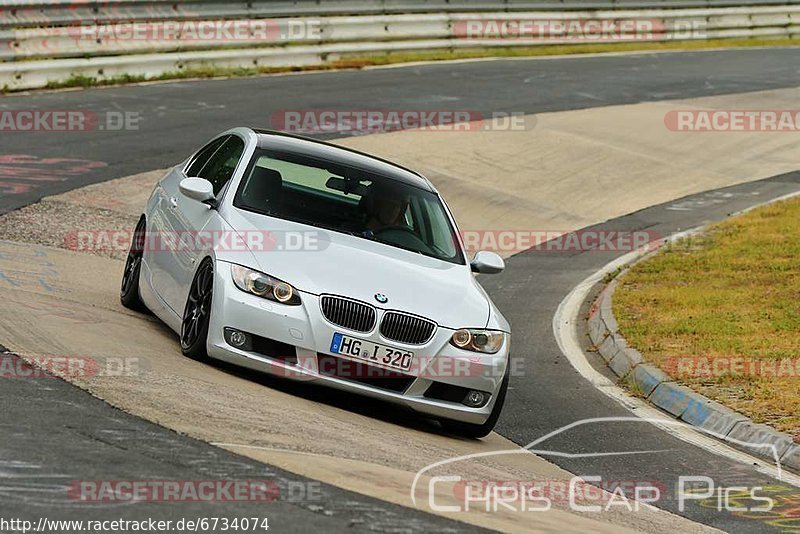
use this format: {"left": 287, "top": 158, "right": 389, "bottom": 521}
{"left": 121, "top": 128, "right": 510, "bottom": 437}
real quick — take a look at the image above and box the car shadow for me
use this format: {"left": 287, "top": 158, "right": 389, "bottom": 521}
{"left": 202, "top": 356, "right": 475, "bottom": 440}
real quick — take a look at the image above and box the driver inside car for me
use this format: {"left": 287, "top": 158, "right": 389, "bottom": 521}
{"left": 364, "top": 183, "right": 409, "bottom": 233}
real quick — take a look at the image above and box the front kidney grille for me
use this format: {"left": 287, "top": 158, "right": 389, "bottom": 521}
{"left": 380, "top": 311, "right": 436, "bottom": 345}
{"left": 320, "top": 295, "right": 376, "bottom": 333}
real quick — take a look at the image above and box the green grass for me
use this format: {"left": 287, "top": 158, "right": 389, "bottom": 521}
{"left": 6, "top": 36, "right": 795, "bottom": 93}
{"left": 337, "top": 36, "right": 797, "bottom": 65}
{"left": 614, "top": 197, "right": 800, "bottom": 436}
{"left": 41, "top": 67, "right": 260, "bottom": 91}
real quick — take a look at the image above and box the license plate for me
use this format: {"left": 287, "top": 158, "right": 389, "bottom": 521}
{"left": 329, "top": 332, "right": 414, "bottom": 372}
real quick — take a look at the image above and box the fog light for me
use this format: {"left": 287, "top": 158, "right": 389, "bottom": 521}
{"left": 464, "top": 390, "right": 488, "bottom": 408}
{"left": 224, "top": 327, "right": 253, "bottom": 351}
{"left": 228, "top": 329, "right": 248, "bottom": 347}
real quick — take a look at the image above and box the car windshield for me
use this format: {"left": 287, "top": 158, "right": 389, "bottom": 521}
{"left": 233, "top": 149, "right": 465, "bottom": 265}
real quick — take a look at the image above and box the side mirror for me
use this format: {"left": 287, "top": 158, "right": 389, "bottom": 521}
{"left": 470, "top": 250, "right": 505, "bottom": 274}
{"left": 179, "top": 177, "right": 216, "bottom": 207}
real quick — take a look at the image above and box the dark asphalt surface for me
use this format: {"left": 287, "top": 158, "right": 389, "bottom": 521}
{"left": 1, "top": 47, "right": 799, "bottom": 532}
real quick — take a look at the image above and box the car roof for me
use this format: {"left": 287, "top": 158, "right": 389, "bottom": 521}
{"left": 250, "top": 129, "right": 434, "bottom": 192}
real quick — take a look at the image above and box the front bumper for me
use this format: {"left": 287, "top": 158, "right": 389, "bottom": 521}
{"left": 207, "top": 260, "right": 509, "bottom": 425}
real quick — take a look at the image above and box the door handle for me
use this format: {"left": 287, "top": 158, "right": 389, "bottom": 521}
{"left": 169, "top": 197, "right": 178, "bottom": 208}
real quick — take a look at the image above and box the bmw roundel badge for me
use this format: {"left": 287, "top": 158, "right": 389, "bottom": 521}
{"left": 374, "top": 293, "right": 388, "bottom": 304}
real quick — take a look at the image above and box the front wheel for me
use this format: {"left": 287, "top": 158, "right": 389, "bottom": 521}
{"left": 120, "top": 217, "right": 146, "bottom": 311}
{"left": 181, "top": 258, "right": 214, "bottom": 360}
{"left": 441, "top": 367, "right": 510, "bottom": 439}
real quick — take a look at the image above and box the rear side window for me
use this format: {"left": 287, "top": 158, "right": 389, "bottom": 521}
{"left": 186, "top": 136, "right": 227, "bottom": 178}
{"left": 196, "top": 136, "right": 246, "bottom": 195}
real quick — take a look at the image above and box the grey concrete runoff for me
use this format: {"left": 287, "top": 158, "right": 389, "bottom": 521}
{"left": 588, "top": 253, "right": 800, "bottom": 474}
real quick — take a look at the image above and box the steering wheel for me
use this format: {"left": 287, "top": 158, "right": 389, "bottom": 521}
{"left": 372, "top": 226, "right": 431, "bottom": 252}
{"left": 372, "top": 225, "right": 415, "bottom": 237}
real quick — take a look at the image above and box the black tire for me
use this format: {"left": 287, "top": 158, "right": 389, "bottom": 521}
{"left": 120, "top": 217, "right": 147, "bottom": 311}
{"left": 180, "top": 258, "right": 214, "bottom": 361}
{"left": 441, "top": 366, "right": 510, "bottom": 439}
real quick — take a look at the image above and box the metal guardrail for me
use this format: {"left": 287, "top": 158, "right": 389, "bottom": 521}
{"left": 2, "top": 7, "right": 798, "bottom": 62}
{"left": 0, "top": 3, "right": 797, "bottom": 90}
{"left": 1, "top": 0, "right": 799, "bottom": 30}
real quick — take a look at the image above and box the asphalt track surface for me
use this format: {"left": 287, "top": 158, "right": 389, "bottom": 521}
{"left": 1, "top": 47, "right": 800, "bottom": 214}
{"left": 1, "top": 48, "right": 800, "bottom": 532}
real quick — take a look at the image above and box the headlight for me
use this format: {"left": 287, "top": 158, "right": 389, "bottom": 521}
{"left": 450, "top": 329, "right": 506, "bottom": 354}
{"left": 231, "top": 264, "right": 301, "bottom": 305}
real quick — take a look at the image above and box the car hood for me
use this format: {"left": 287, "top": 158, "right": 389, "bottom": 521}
{"left": 224, "top": 208, "right": 490, "bottom": 329}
